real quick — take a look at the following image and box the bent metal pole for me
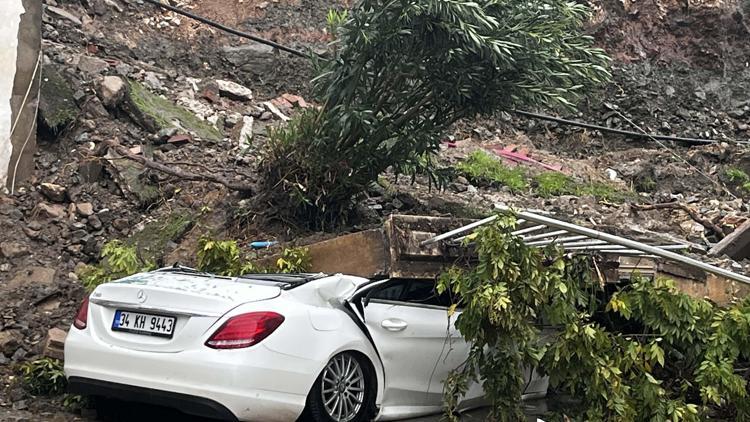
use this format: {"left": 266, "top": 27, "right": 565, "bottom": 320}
{"left": 495, "top": 205, "right": 750, "bottom": 286}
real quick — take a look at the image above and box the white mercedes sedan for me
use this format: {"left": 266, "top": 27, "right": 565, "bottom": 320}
{"left": 64, "top": 267, "right": 548, "bottom": 422}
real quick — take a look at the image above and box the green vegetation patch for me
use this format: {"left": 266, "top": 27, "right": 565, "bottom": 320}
{"left": 128, "top": 211, "right": 195, "bottom": 265}
{"left": 457, "top": 150, "right": 529, "bottom": 192}
{"left": 127, "top": 80, "right": 222, "bottom": 142}
{"left": 726, "top": 167, "right": 750, "bottom": 193}
{"left": 458, "top": 150, "right": 633, "bottom": 202}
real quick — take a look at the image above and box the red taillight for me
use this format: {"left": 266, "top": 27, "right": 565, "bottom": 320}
{"left": 205, "top": 312, "right": 285, "bottom": 349}
{"left": 73, "top": 295, "right": 90, "bottom": 330}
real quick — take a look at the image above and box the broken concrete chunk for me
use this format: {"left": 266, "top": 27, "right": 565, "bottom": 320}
{"left": 123, "top": 80, "right": 222, "bottom": 142}
{"left": 214, "top": 79, "right": 253, "bottom": 101}
{"left": 98, "top": 75, "right": 126, "bottom": 107}
{"left": 38, "top": 68, "right": 79, "bottom": 136}
{"left": 43, "top": 328, "right": 67, "bottom": 361}
{"left": 39, "top": 182, "right": 67, "bottom": 202}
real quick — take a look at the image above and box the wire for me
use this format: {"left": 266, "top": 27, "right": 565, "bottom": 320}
{"left": 512, "top": 110, "right": 746, "bottom": 146}
{"left": 10, "top": 51, "right": 42, "bottom": 194}
{"left": 139, "top": 0, "right": 747, "bottom": 147}
{"left": 141, "top": 0, "right": 312, "bottom": 59}
{"left": 612, "top": 109, "right": 738, "bottom": 200}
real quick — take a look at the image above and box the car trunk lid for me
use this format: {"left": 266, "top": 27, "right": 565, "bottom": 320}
{"left": 88, "top": 271, "right": 281, "bottom": 352}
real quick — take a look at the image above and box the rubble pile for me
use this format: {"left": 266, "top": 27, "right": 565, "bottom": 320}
{"left": 0, "top": 0, "right": 749, "bottom": 419}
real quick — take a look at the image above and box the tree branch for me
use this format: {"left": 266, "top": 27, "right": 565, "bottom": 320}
{"left": 103, "top": 139, "right": 254, "bottom": 193}
{"left": 631, "top": 202, "right": 725, "bottom": 239}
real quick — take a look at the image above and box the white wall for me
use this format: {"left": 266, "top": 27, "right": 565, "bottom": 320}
{"left": 0, "top": 0, "right": 25, "bottom": 189}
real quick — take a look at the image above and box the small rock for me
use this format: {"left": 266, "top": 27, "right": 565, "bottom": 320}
{"left": 215, "top": 79, "right": 253, "bottom": 101}
{"left": 694, "top": 90, "right": 706, "bottom": 101}
{"left": 38, "top": 202, "right": 67, "bottom": 219}
{"left": 0, "top": 330, "right": 22, "bottom": 357}
{"left": 0, "top": 242, "right": 29, "bottom": 259}
{"left": 225, "top": 112, "right": 242, "bottom": 128}
{"left": 157, "top": 127, "right": 179, "bottom": 142}
{"left": 88, "top": 214, "right": 103, "bottom": 230}
{"left": 112, "top": 218, "right": 130, "bottom": 231}
{"left": 77, "top": 55, "right": 109, "bottom": 75}
{"left": 728, "top": 109, "right": 746, "bottom": 119}
{"left": 40, "top": 182, "right": 67, "bottom": 202}
{"left": 76, "top": 202, "right": 95, "bottom": 217}
{"left": 466, "top": 185, "right": 478, "bottom": 194}
{"left": 98, "top": 75, "right": 126, "bottom": 107}
{"left": 143, "top": 71, "right": 164, "bottom": 91}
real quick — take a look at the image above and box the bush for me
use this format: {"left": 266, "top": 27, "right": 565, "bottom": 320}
{"left": 20, "top": 358, "right": 66, "bottom": 396}
{"left": 261, "top": 0, "right": 610, "bottom": 227}
{"left": 197, "top": 237, "right": 311, "bottom": 276}
{"left": 438, "top": 214, "right": 750, "bottom": 421}
{"left": 77, "top": 240, "right": 155, "bottom": 291}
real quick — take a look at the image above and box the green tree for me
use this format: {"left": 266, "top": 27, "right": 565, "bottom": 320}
{"left": 260, "top": 0, "right": 610, "bottom": 227}
{"left": 438, "top": 214, "right": 750, "bottom": 421}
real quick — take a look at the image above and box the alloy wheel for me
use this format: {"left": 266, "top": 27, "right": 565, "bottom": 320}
{"left": 320, "top": 353, "right": 365, "bottom": 422}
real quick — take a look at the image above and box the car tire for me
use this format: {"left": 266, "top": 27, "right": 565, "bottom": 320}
{"left": 301, "top": 352, "right": 376, "bottom": 422}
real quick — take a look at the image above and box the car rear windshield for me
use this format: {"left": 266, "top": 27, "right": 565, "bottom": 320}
{"left": 237, "top": 273, "right": 328, "bottom": 290}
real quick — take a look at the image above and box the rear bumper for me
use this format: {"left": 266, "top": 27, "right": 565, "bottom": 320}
{"left": 68, "top": 377, "right": 238, "bottom": 421}
{"left": 64, "top": 327, "right": 315, "bottom": 422}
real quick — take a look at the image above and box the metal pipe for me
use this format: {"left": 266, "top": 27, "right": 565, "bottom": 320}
{"left": 420, "top": 215, "right": 498, "bottom": 246}
{"left": 496, "top": 205, "right": 750, "bottom": 286}
{"left": 511, "top": 224, "right": 545, "bottom": 236}
{"left": 526, "top": 235, "right": 587, "bottom": 246}
{"left": 522, "top": 230, "right": 568, "bottom": 242}
{"left": 564, "top": 244, "right": 690, "bottom": 251}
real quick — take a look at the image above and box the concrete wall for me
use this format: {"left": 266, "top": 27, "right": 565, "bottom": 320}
{"left": 0, "top": 0, "right": 25, "bottom": 189}
{"left": 0, "top": 0, "right": 41, "bottom": 192}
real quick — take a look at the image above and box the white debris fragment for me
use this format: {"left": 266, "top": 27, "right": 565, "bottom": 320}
{"left": 215, "top": 79, "right": 253, "bottom": 101}
{"left": 238, "top": 116, "right": 254, "bottom": 149}
{"left": 262, "top": 101, "right": 291, "bottom": 121}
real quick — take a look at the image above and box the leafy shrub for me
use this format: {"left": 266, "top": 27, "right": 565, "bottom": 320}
{"left": 20, "top": 358, "right": 66, "bottom": 396}
{"left": 261, "top": 0, "right": 610, "bottom": 227}
{"left": 197, "top": 238, "right": 311, "bottom": 276}
{"left": 77, "top": 240, "right": 155, "bottom": 291}
{"left": 276, "top": 247, "right": 312, "bottom": 273}
{"left": 197, "top": 238, "right": 243, "bottom": 276}
{"left": 438, "top": 214, "right": 750, "bottom": 421}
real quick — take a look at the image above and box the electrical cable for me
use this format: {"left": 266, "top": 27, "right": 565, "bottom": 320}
{"left": 511, "top": 110, "right": 746, "bottom": 146}
{"left": 141, "top": 0, "right": 312, "bottom": 59}
{"left": 140, "top": 0, "right": 748, "bottom": 147}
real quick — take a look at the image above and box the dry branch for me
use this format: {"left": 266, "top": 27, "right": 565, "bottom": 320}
{"left": 632, "top": 202, "right": 725, "bottom": 239}
{"left": 102, "top": 139, "right": 254, "bottom": 193}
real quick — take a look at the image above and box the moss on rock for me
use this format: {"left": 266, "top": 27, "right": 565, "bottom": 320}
{"left": 38, "top": 68, "right": 78, "bottom": 134}
{"left": 125, "top": 81, "right": 222, "bottom": 142}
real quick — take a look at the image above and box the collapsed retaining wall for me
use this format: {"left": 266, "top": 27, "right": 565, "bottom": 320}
{"left": 0, "top": 0, "right": 41, "bottom": 192}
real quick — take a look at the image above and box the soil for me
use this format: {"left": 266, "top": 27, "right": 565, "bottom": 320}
{"left": 1, "top": 0, "right": 749, "bottom": 420}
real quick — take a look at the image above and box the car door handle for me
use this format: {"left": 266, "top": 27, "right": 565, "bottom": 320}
{"left": 381, "top": 318, "right": 408, "bottom": 332}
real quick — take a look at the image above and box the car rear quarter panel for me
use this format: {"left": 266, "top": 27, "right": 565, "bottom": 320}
{"left": 250, "top": 296, "right": 385, "bottom": 405}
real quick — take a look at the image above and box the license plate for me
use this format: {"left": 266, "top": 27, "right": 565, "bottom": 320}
{"left": 112, "top": 310, "right": 176, "bottom": 338}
